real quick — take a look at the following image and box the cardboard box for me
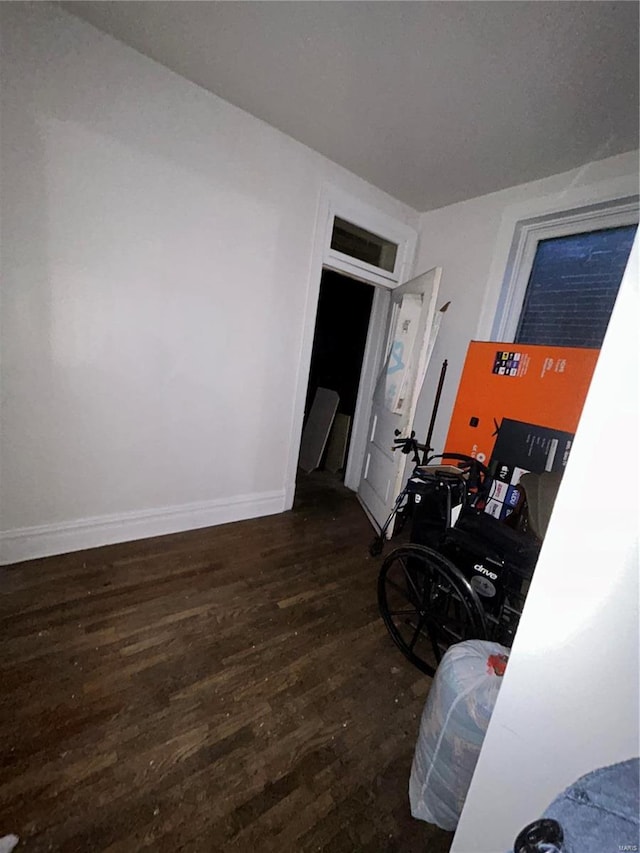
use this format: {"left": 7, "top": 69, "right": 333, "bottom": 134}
{"left": 444, "top": 341, "right": 599, "bottom": 519}
{"left": 444, "top": 342, "right": 598, "bottom": 467}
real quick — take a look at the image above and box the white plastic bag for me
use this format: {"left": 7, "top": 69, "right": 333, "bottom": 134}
{"left": 409, "top": 639, "right": 509, "bottom": 831}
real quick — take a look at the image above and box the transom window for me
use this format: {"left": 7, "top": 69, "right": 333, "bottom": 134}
{"left": 330, "top": 217, "right": 399, "bottom": 273}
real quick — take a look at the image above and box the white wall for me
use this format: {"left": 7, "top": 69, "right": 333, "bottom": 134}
{"left": 450, "top": 238, "right": 639, "bottom": 852}
{"left": 412, "top": 150, "right": 639, "bottom": 453}
{"left": 0, "top": 3, "right": 418, "bottom": 563}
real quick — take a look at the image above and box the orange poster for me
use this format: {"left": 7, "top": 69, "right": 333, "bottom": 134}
{"left": 444, "top": 342, "right": 599, "bottom": 468}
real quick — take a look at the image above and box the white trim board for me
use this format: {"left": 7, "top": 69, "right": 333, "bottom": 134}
{"left": 0, "top": 489, "right": 286, "bottom": 565}
{"left": 283, "top": 182, "right": 417, "bottom": 509}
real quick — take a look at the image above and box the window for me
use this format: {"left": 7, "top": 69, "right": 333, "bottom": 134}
{"left": 493, "top": 198, "right": 638, "bottom": 346}
{"left": 321, "top": 189, "right": 417, "bottom": 286}
{"left": 330, "top": 217, "right": 398, "bottom": 273}
{"left": 515, "top": 225, "right": 637, "bottom": 348}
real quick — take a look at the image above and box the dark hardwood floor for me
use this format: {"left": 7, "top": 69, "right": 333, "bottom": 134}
{"left": 0, "top": 473, "right": 453, "bottom": 852}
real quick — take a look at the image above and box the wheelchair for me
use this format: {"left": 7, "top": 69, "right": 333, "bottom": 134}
{"left": 374, "top": 436, "right": 543, "bottom": 676}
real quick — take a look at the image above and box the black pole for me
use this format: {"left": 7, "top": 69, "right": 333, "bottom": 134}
{"left": 422, "top": 359, "right": 448, "bottom": 464}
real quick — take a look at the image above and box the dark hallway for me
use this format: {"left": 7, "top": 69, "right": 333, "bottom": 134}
{"left": 302, "top": 270, "right": 375, "bottom": 478}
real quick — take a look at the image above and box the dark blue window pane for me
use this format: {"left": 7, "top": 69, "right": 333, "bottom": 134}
{"left": 515, "top": 224, "right": 637, "bottom": 349}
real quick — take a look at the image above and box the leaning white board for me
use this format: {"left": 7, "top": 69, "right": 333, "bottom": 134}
{"left": 325, "top": 413, "right": 351, "bottom": 474}
{"left": 298, "top": 388, "right": 340, "bottom": 473}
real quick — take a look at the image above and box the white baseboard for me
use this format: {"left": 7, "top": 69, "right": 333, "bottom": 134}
{"left": 0, "top": 489, "right": 287, "bottom": 565}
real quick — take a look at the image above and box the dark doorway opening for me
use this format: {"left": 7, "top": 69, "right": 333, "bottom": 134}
{"left": 300, "top": 269, "right": 375, "bottom": 482}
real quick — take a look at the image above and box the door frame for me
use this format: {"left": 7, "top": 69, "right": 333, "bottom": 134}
{"left": 284, "top": 184, "right": 418, "bottom": 508}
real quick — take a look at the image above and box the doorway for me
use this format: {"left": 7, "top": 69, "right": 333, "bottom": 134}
{"left": 297, "top": 269, "right": 375, "bottom": 494}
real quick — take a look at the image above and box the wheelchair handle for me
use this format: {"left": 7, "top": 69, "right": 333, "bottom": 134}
{"left": 392, "top": 431, "right": 423, "bottom": 449}
{"left": 392, "top": 431, "right": 426, "bottom": 463}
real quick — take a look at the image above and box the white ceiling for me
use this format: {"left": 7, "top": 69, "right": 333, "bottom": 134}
{"left": 63, "top": 1, "right": 639, "bottom": 212}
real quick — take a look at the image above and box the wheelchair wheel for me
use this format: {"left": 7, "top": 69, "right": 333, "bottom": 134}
{"left": 377, "top": 544, "right": 488, "bottom": 675}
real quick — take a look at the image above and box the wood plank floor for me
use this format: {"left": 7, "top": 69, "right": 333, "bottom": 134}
{"left": 0, "top": 474, "right": 453, "bottom": 852}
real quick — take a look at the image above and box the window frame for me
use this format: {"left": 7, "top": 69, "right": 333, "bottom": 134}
{"left": 322, "top": 191, "right": 417, "bottom": 286}
{"left": 492, "top": 197, "right": 639, "bottom": 342}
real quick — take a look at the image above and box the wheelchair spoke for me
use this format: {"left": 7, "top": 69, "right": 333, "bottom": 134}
{"left": 409, "top": 614, "right": 428, "bottom": 651}
{"left": 426, "top": 622, "right": 443, "bottom": 664}
{"left": 399, "top": 558, "right": 421, "bottom": 603}
{"left": 378, "top": 544, "right": 488, "bottom": 676}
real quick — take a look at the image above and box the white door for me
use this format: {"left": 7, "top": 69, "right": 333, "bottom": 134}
{"left": 357, "top": 267, "right": 442, "bottom": 533}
